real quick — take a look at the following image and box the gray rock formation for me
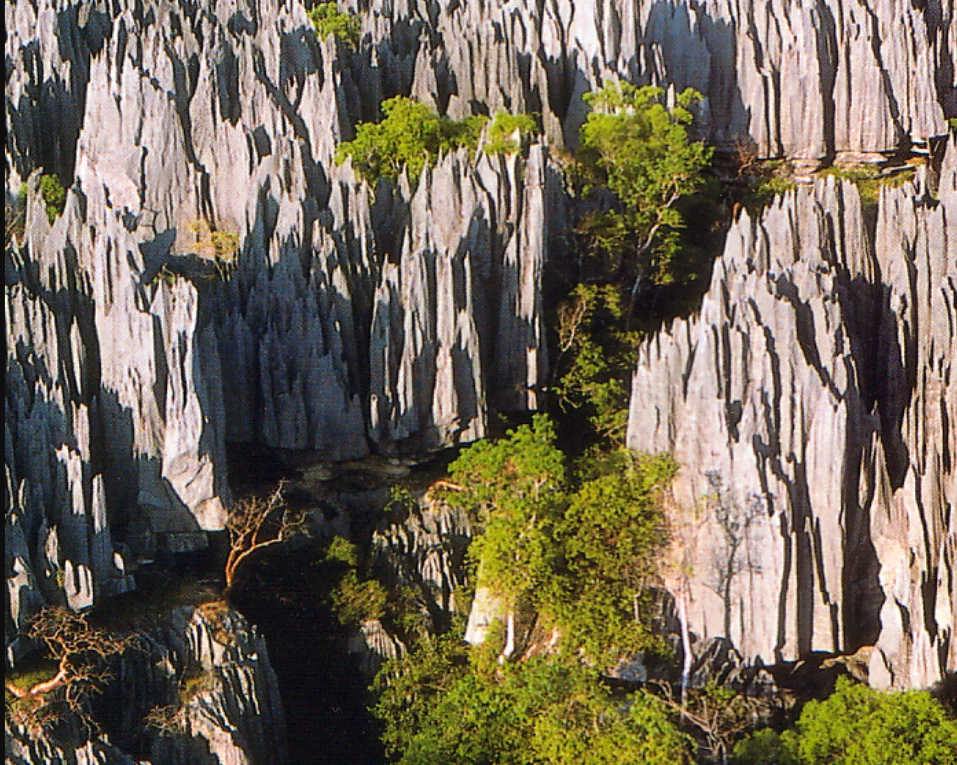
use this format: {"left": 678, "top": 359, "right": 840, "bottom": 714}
{"left": 5, "top": 0, "right": 951, "bottom": 713}
{"left": 371, "top": 487, "right": 473, "bottom": 617}
{"left": 5, "top": 0, "right": 551, "bottom": 638}
{"left": 343, "top": 485, "right": 473, "bottom": 674}
{"left": 627, "top": 140, "right": 956, "bottom": 689}
{"left": 343, "top": 0, "right": 953, "bottom": 160}
{"left": 5, "top": 603, "right": 287, "bottom": 765}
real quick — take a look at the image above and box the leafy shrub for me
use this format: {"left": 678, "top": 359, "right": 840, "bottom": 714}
{"left": 39, "top": 174, "right": 66, "bottom": 224}
{"left": 544, "top": 450, "right": 675, "bottom": 660}
{"left": 332, "top": 571, "right": 389, "bottom": 625}
{"left": 376, "top": 654, "right": 693, "bottom": 765}
{"left": 373, "top": 628, "right": 471, "bottom": 758}
{"left": 738, "top": 164, "right": 798, "bottom": 212}
{"left": 316, "top": 535, "right": 390, "bottom": 627}
{"left": 577, "top": 82, "right": 713, "bottom": 297}
{"left": 335, "top": 96, "right": 487, "bottom": 185}
{"left": 449, "top": 415, "right": 565, "bottom": 607}
{"left": 186, "top": 219, "right": 240, "bottom": 278}
{"left": 484, "top": 111, "right": 538, "bottom": 155}
{"left": 553, "top": 283, "right": 641, "bottom": 444}
{"left": 448, "top": 416, "right": 674, "bottom": 661}
{"left": 732, "top": 727, "right": 794, "bottom": 765}
{"left": 733, "top": 677, "right": 957, "bottom": 765}
{"left": 308, "top": 2, "right": 360, "bottom": 49}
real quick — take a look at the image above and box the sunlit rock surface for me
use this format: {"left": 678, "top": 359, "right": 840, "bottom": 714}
{"left": 628, "top": 141, "right": 957, "bottom": 689}
{"left": 342, "top": 0, "right": 953, "bottom": 158}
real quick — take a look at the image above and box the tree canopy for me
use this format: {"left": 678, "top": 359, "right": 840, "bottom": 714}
{"left": 446, "top": 416, "right": 674, "bottom": 661}
{"left": 335, "top": 97, "right": 486, "bottom": 186}
{"left": 577, "top": 81, "right": 713, "bottom": 305}
{"left": 308, "top": 2, "right": 360, "bottom": 49}
{"left": 733, "top": 677, "right": 957, "bottom": 765}
{"left": 484, "top": 111, "right": 539, "bottom": 155}
{"left": 376, "top": 652, "right": 693, "bottom": 765}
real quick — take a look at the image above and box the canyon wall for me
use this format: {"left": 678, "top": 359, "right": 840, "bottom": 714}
{"left": 6, "top": 604, "right": 286, "bottom": 765}
{"left": 341, "top": 0, "right": 954, "bottom": 159}
{"left": 5, "top": 0, "right": 551, "bottom": 640}
{"left": 627, "top": 146, "right": 956, "bottom": 689}
{"left": 4, "top": 6, "right": 954, "bottom": 759}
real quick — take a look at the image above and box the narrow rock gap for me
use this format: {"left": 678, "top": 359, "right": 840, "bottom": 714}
{"left": 223, "top": 441, "right": 391, "bottom": 765}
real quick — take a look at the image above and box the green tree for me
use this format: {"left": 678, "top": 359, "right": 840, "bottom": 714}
{"left": 39, "top": 174, "right": 66, "bottom": 224}
{"left": 376, "top": 654, "right": 693, "bottom": 765}
{"left": 336, "top": 97, "right": 487, "bottom": 186}
{"left": 733, "top": 677, "right": 957, "bottom": 765}
{"left": 553, "top": 283, "right": 641, "bottom": 444}
{"left": 448, "top": 418, "right": 675, "bottom": 663}
{"left": 308, "top": 2, "right": 361, "bottom": 49}
{"left": 373, "top": 629, "right": 471, "bottom": 759}
{"left": 577, "top": 81, "right": 713, "bottom": 317}
{"left": 542, "top": 450, "right": 675, "bottom": 661}
{"left": 484, "top": 111, "right": 539, "bottom": 155}
{"left": 319, "top": 535, "right": 390, "bottom": 626}
{"left": 448, "top": 415, "right": 566, "bottom": 606}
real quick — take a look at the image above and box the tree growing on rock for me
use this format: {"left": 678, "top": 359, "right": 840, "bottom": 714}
{"left": 5, "top": 607, "right": 137, "bottom": 735}
{"left": 335, "top": 96, "right": 487, "bottom": 185}
{"left": 576, "top": 81, "right": 713, "bottom": 316}
{"left": 223, "top": 483, "right": 307, "bottom": 596}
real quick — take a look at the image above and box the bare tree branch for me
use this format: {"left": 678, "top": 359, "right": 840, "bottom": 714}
{"left": 224, "top": 482, "right": 306, "bottom": 594}
{"left": 6, "top": 607, "right": 137, "bottom": 736}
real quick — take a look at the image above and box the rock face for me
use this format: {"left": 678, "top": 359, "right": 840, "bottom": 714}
{"left": 5, "top": 0, "right": 551, "bottom": 639}
{"left": 4, "top": 0, "right": 952, "bottom": 725}
{"left": 627, "top": 141, "right": 957, "bottom": 689}
{"left": 5, "top": 603, "right": 287, "bottom": 765}
{"left": 343, "top": 0, "right": 954, "bottom": 159}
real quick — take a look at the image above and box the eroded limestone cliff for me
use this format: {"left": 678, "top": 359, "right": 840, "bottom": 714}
{"left": 5, "top": 0, "right": 551, "bottom": 633}
{"left": 4, "top": 0, "right": 955, "bottom": 759}
{"left": 6, "top": 604, "right": 286, "bottom": 765}
{"left": 340, "top": 0, "right": 954, "bottom": 159}
{"left": 627, "top": 142, "right": 956, "bottom": 689}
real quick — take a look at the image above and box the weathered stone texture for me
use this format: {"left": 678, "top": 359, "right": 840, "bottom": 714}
{"left": 6, "top": 604, "right": 287, "bottom": 765}
{"left": 628, "top": 141, "right": 957, "bottom": 688}
{"left": 5, "top": 0, "right": 550, "bottom": 639}
{"left": 343, "top": 0, "right": 953, "bottom": 159}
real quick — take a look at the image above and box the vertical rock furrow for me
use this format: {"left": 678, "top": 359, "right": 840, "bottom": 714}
{"left": 6, "top": 0, "right": 552, "bottom": 637}
{"left": 628, "top": 142, "right": 957, "bottom": 688}
{"left": 6, "top": 604, "right": 288, "bottom": 765}
{"left": 347, "top": 0, "right": 951, "bottom": 159}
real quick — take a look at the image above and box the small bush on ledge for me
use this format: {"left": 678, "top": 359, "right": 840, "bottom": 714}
{"left": 39, "top": 174, "right": 67, "bottom": 224}
{"left": 483, "top": 111, "right": 539, "bottom": 155}
{"left": 335, "top": 96, "right": 487, "bottom": 185}
{"left": 186, "top": 219, "right": 240, "bottom": 279}
{"left": 308, "top": 2, "right": 360, "bottom": 50}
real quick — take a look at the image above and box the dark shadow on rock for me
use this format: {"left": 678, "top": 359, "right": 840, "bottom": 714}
{"left": 231, "top": 540, "right": 385, "bottom": 765}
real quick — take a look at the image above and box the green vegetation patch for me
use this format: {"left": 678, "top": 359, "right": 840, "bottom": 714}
{"left": 576, "top": 82, "right": 713, "bottom": 294}
{"left": 737, "top": 158, "right": 798, "bottom": 213}
{"left": 553, "top": 283, "right": 642, "bottom": 444}
{"left": 4, "top": 659, "right": 61, "bottom": 705}
{"left": 336, "top": 97, "right": 487, "bottom": 186}
{"left": 484, "top": 111, "right": 539, "bottom": 155}
{"left": 308, "top": 2, "right": 360, "bottom": 49}
{"left": 816, "top": 164, "right": 917, "bottom": 208}
{"left": 39, "top": 174, "right": 66, "bottom": 224}
{"left": 375, "top": 648, "right": 693, "bottom": 765}
{"left": 445, "top": 415, "right": 674, "bottom": 662}
{"left": 733, "top": 677, "right": 957, "bottom": 765}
